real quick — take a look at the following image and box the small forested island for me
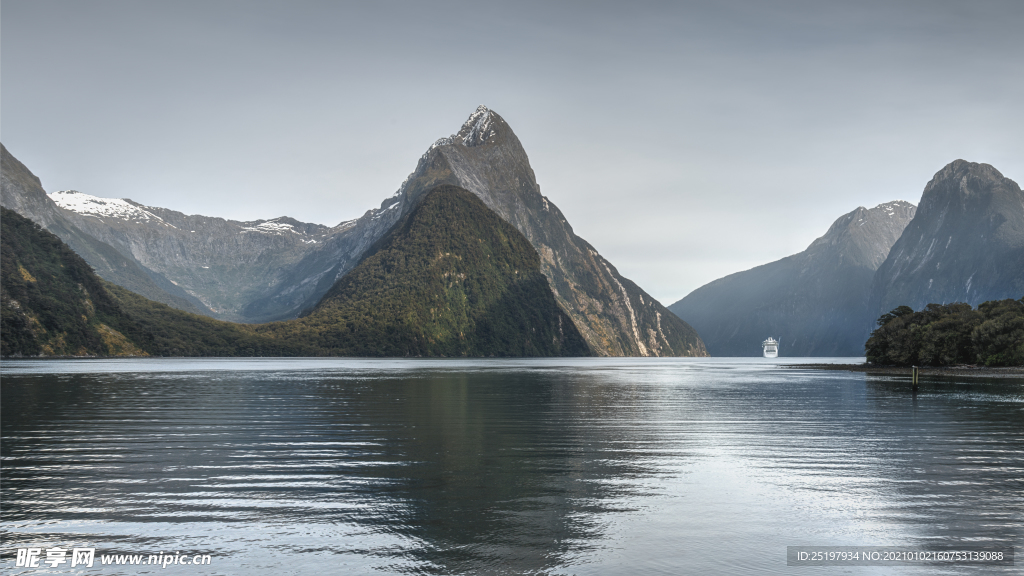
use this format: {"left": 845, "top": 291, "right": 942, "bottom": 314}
{"left": 786, "top": 299, "right": 1024, "bottom": 376}
{"left": 864, "top": 300, "right": 1024, "bottom": 367}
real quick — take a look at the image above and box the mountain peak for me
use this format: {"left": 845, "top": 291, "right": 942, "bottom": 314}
{"left": 874, "top": 200, "right": 916, "bottom": 218}
{"left": 869, "top": 160, "right": 1024, "bottom": 316}
{"left": 382, "top": 105, "right": 705, "bottom": 357}
{"left": 806, "top": 199, "right": 916, "bottom": 265}
{"left": 456, "top": 105, "right": 499, "bottom": 147}
{"left": 928, "top": 160, "right": 1008, "bottom": 191}
{"left": 917, "top": 159, "right": 1020, "bottom": 218}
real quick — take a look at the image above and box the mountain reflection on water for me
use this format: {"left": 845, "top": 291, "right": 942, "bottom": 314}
{"left": 2, "top": 358, "right": 1022, "bottom": 575}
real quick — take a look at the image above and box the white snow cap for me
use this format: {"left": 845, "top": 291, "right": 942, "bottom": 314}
{"left": 49, "top": 190, "right": 164, "bottom": 222}
{"left": 459, "top": 105, "right": 497, "bottom": 146}
{"left": 240, "top": 218, "right": 298, "bottom": 235}
{"left": 873, "top": 200, "right": 915, "bottom": 217}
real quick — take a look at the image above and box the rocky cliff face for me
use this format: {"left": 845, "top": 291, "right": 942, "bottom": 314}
{"left": 670, "top": 201, "right": 916, "bottom": 356}
{"left": 869, "top": 160, "right": 1024, "bottom": 317}
{"left": 1, "top": 144, "right": 209, "bottom": 315}
{"left": 238, "top": 193, "right": 408, "bottom": 321}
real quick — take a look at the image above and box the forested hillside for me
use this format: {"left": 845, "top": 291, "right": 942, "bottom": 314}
{"left": 255, "top": 185, "right": 592, "bottom": 357}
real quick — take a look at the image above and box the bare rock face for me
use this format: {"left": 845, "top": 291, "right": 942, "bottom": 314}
{"left": 46, "top": 189, "right": 338, "bottom": 321}
{"left": 670, "top": 201, "right": 917, "bottom": 356}
{"left": 869, "top": 160, "right": 1024, "bottom": 316}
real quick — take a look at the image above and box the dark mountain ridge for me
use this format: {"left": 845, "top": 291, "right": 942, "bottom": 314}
{"left": 869, "top": 160, "right": 1024, "bottom": 316}
{"left": 669, "top": 201, "right": 916, "bottom": 356}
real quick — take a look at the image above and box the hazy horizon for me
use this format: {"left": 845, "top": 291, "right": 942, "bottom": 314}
{"left": 3, "top": 1, "right": 1021, "bottom": 304}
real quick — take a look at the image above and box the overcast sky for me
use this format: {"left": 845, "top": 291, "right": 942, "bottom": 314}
{"left": 3, "top": 0, "right": 1022, "bottom": 304}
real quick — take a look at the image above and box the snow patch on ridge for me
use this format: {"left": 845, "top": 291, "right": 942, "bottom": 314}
{"left": 50, "top": 190, "right": 165, "bottom": 223}
{"left": 240, "top": 219, "right": 299, "bottom": 235}
{"left": 460, "top": 105, "right": 496, "bottom": 146}
{"left": 874, "top": 200, "right": 914, "bottom": 218}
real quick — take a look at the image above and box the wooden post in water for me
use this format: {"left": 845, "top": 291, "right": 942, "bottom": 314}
{"left": 912, "top": 366, "right": 919, "bottom": 391}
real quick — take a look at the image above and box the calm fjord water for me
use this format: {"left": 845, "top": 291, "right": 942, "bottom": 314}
{"left": 2, "top": 358, "right": 1021, "bottom": 575}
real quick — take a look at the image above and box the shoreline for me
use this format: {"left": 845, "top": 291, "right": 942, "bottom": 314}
{"left": 785, "top": 363, "right": 1024, "bottom": 378}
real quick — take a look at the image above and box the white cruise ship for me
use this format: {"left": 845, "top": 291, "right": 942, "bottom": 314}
{"left": 762, "top": 337, "right": 779, "bottom": 358}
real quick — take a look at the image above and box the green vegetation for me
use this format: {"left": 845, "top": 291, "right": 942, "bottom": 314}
{"left": 257, "top": 185, "right": 591, "bottom": 357}
{"left": 103, "top": 282, "right": 312, "bottom": 356}
{"left": 2, "top": 207, "right": 298, "bottom": 357}
{"left": 865, "top": 298, "right": 1024, "bottom": 366}
{"left": 2, "top": 186, "right": 592, "bottom": 358}
{"left": 2, "top": 207, "right": 152, "bottom": 356}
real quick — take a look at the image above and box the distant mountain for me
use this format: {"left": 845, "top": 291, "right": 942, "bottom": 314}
{"left": 47, "top": 189, "right": 338, "bottom": 320}
{"left": 869, "top": 160, "right": 1024, "bottom": 317}
{"left": 255, "top": 185, "right": 592, "bottom": 357}
{"left": 1, "top": 144, "right": 210, "bottom": 315}
{"left": 669, "top": 201, "right": 916, "bottom": 356}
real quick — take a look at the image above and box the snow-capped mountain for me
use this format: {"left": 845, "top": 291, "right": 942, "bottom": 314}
{"left": 49, "top": 190, "right": 169, "bottom": 224}
{"left": 51, "top": 190, "right": 326, "bottom": 239}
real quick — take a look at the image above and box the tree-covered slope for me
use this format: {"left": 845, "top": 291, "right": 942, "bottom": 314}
{"left": 257, "top": 185, "right": 592, "bottom": 357}
{"left": 102, "top": 281, "right": 312, "bottom": 356}
{"left": 2, "top": 207, "right": 153, "bottom": 356}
